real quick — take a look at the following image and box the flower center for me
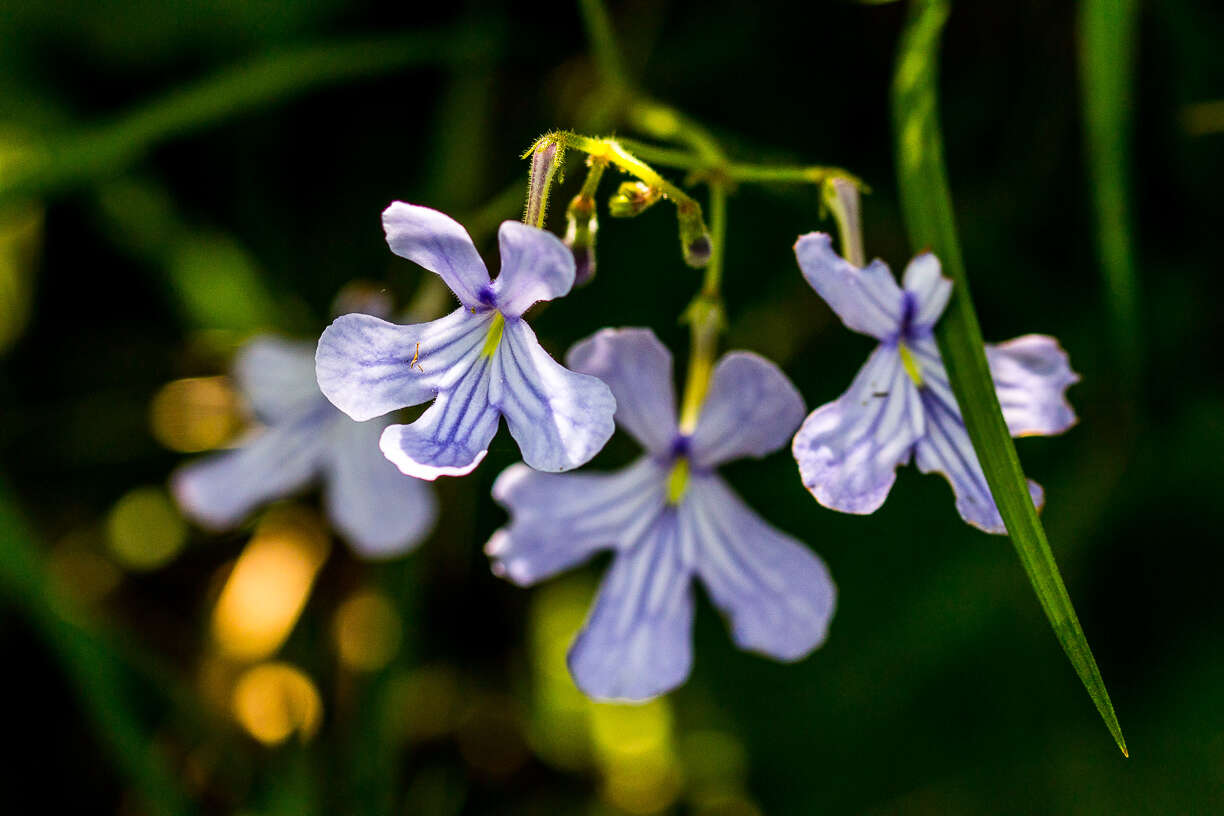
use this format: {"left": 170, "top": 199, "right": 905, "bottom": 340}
{"left": 898, "top": 342, "right": 924, "bottom": 387}
{"left": 665, "top": 457, "right": 690, "bottom": 504}
{"left": 481, "top": 312, "right": 505, "bottom": 357}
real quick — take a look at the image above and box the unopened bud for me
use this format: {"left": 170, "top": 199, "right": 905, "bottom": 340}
{"left": 564, "top": 193, "right": 599, "bottom": 286}
{"left": 821, "top": 176, "right": 864, "bottom": 267}
{"left": 525, "top": 140, "right": 562, "bottom": 228}
{"left": 608, "top": 181, "right": 661, "bottom": 218}
{"left": 682, "top": 232, "right": 712, "bottom": 268}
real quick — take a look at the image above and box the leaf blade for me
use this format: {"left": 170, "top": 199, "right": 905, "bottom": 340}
{"left": 890, "top": 0, "right": 1127, "bottom": 756}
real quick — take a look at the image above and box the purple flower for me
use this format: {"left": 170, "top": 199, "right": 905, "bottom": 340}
{"left": 316, "top": 203, "right": 616, "bottom": 480}
{"left": 487, "top": 328, "right": 836, "bottom": 702}
{"left": 173, "top": 336, "right": 437, "bottom": 559}
{"left": 791, "top": 232, "right": 1079, "bottom": 533}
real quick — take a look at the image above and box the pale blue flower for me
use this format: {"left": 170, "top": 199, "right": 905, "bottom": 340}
{"left": 316, "top": 203, "right": 616, "bottom": 480}
{"left": 173, "top": 335, "right": 437, "bottom": 559}
{"left": 791, "top": 232, "right": 1079, "bottom": 533}
{"left": 487, "top": 328, "right": 836, "bottom": 702}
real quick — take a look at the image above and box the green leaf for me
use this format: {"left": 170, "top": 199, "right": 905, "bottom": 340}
{"left": 1079, "top": 0, "right": 1141, "bottom": 386}
{"left": 890, "top": 0, "right": 1127, "bottom": 756}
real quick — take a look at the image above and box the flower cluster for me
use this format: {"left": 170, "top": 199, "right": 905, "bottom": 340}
{"left": 176, "top": 195, "right": 1078, "bottom": 702}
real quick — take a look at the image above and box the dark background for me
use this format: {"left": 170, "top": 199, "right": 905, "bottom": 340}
{"left": 1, "top": 0, "right": 1221, "bottom": 813}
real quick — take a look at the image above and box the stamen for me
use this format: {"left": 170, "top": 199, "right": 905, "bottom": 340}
{"left": 665, "top": 458, "right": 690, "bottom": 505}
{"left": 481, "top": 312, "right": 505, "bottom": 358}
{"left": 899, "top": 342, "right": 924, "bottom": 387}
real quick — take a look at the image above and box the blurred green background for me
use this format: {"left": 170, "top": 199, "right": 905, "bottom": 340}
{"left": 1, "top": 0, "right": 1221, "bottom": 813}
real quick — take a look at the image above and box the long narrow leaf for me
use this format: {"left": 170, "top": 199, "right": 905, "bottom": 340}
{"left": 890, "top": 0, "right": 1127, "bottom": 756}
{"left": 1080, "top": 0, "right": 1141, "bottom": 385}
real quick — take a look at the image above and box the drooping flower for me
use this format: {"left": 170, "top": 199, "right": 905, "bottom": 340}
{"left": 173, "top": 335, "right": 437, "bottom": 559}
{"left": 316, "top": 203, "right": 616, "bottom": 480}
{"left": 791, "top": 232, "right": 1079, "bottom": 533}
{"left": 487, "top": 328, "right": 836, "bottom": 702}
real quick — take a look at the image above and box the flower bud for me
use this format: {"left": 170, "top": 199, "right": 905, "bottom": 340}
{"left": 608, "top": 181, "right": 661, "bottom": 218}
{"left": 564, "top": 194, "right": 599, "bottom": 287}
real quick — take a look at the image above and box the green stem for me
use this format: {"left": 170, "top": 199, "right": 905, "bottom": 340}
{"left": 892, "top": 0, "right": 1126, "bottom": 756}
{"left": 577, "top": 0, "right": 632, "bottom": 93}
{"left": 527, "top": 131, "right": 710, "bottom": 266}
{"left": 0, "top": 28, "right": 494, "bottom": 208}
{"left": 617, "top": 138, "right": 866, "bottom": 189}
{"left": 678, "top": 182, "right": 727, "bottom": 433}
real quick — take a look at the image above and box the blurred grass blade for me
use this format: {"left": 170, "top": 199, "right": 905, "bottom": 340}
{"left": 890, "top": 0, "right": 1126, "bottom": 756}
{"left": 0, "top": 27, "right": 496, "bottom": 208}
{"left": 1080, "top": 0, "right": 1141, "bottom": 386}
{"left": 0, "top": 483, "right": 193, "bottom": 815}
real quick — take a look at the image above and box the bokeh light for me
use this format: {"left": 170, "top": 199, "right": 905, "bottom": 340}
{"left": 47, "top": 529, "right": 122, "bottom": 603}
{"left": 231, "top": 662, "right": 322, "bottom": 746}
{"left": 332, "top": 589, "right": 402, "bottom": 672}
{"left": 388, "top": 664, "right": 461, "bottom": 744}
{"left": 211, "top": 505, "right": 330, "bottom": 660}
{"left": 150, "top": 376, "right": 243, "bottom": 453}
{"left": 105, "top": 486, "right": 188, "bottom": 571}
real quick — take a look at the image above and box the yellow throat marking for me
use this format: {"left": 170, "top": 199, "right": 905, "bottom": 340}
{"left": 898, "top": 342, "right": 924, "bottom": 387}
{"left": 481, "top": 312, "right": 505, "bottom": 358}
{"left": 666, "top": 458, "right": 690, "bottom": 505}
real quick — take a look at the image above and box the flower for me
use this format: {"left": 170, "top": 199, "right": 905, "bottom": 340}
{"left": 316, "top": 203, "right": 617, "bottom": 480}
{"left": 791, "top": 232, "right": 1079, "bottom": 533}
{"left": 173, "top": 335, "right": 437, "bottom": 559}
{"left": 487, "top": 328, "right": 836, "bottom": 702}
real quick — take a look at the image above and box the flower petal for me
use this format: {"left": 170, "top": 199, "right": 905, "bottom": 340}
{"left": 382, "top": 202, "right": 490, "bottom": 306}
{"left": 689, "top": 352, "right": 806, "bottom": 469}
{"left": 792, "top": 345, "right": 924, "bottom": 514}
{"left": 566, "top": 327, "right": 679, "bottom": 456}
{"left": 987, "top": 334, "right": 1079, "bottom": 437}
{"left": 489, "top": 221, "right": 575, "bottom": 318}
{"left": 486, "top": 458, "right": 668, "bottom": 585}
{"left": 794, "top": 231, "right": 904, "bottom": 340}
{"left": 324, "top": 416, "right": 438, "bottom": 559}
{"left": 686, "top": 475, "right": 835, "bottom": 660}
{"left": 567, "top": 510, "right": 695, "bottom": 701}
{"left": 316, "top": 309, "right": 491, "bottom": 422}
{"left": 913, "top": 380, "right": 1044, "bottom": 534}
{"left": 234, "top": 336, "right": 321, "bottom": 422}
{"left": 490, "top": 319, "right": 616, "bottom": 472}
{"left": 900, "top": 251, "right": 952, "bottom": 332}
{"left": 172, "top": 409, "right": 330, "bottom": 529}
{"left": 379, "top": 354, "right": 499, "bottom": 480}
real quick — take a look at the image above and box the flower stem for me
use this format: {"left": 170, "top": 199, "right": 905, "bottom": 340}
{"left": 678, "top": 181, "right": 727, "bottom": 434}
{"left": 525, "top": 131, "right": 711, "bottom": 267}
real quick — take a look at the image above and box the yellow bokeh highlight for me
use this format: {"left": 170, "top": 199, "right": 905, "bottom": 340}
{"left": 211, "top": 506, "right": 329, "bottom": 661}
{"left": 151, "top": 376, "right": 243, "bottom": 453}
{"left": 527, "top": 577, "right": 597, "bottom": 770}
{"left": 332, "top": 589, "right": 402, "bottom": 672}
{"left": 527, "top": 575, "right": 682, "bottom": 813}
{"left": 105, "top": 486, "right": 188, "bottom": 571}
{"left": 231, "top": 662, "right": 322, "bottom": 746}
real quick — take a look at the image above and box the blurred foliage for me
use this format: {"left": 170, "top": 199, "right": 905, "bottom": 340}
{"left": 0, "top": 0, "right": 1222, "bottom": 814}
